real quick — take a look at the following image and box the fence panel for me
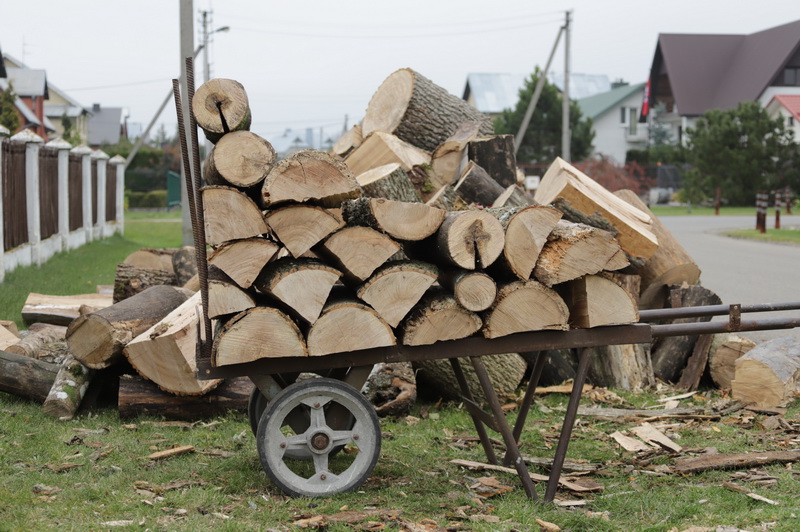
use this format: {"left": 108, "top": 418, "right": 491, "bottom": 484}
{"left": 2, "top": 141, "right": 29, "bottom": 250}
{"left": 68, "top": 153, "right": 83, "bottom": 231}
{"left": 106, "top": 167, "right": 116, "bottom": 222}
{"left": 39, "top": 146, "right": 59, "bottom": 240}
{"left": 91, "top": 159, "right": 98, "bottom": 225}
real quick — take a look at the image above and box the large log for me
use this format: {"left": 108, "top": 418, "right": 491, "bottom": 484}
{"left": 317, "top": 226, "right": 401, "bottom": 282}
{"left": 615, "top": 189, "right": 701, "bottom": 309}
{"left": 428, "top": 210, "right": 505, "bottom": 270}
{"left": 361, "top": 68, "right": 493, "bottom": 153}
{"left": 482, "top": 281, "right": 569, "bottom": 338}
{"left": 203, "top": 130, "right": 276, "bottom": 188}
{"left": 342, "top": 197, "right": 446, "bottom": 241}
{"left": 534, "top": 157, "right": 659, "bottom": 259}
{"left": 355, "top": 261, "right": 438, "bottom": 328}
{"left": 253, "top": 259, "right": 341, "bottom": 324}
{"left": 66, "top": 285, "right": 191, "bottom": 370}
{"left": 344, "top": 131, "right": 432, "bottom": 177}
{"left": 207, "top": 238, "right": 280, "bottom": 289}
{"left": 586, "top": 343, "right": 654, "bottom": 391}
{"left": 6, "top": 325, "right": 66, "bottom": 358}
{"left": 399, "top": 290, "right": 482, "bottom": 346}
{"left": 413, "top": 353, "right": 527, "bottom": 403}
{"left": 113, "top": 264, "right": 176, "bottom": 303}
{"left": 118, "top": 375, "right": 254, "bottom": 421}
{"left": 732, "top": 337, "right": 800, "bottom": 408}
{"left": 356, "top": 163, "right": 421, "bottom": 203}
{"left": 266, "top": 203, "right": 344, "bottom": 258}
{"left": 192, "top": 78, "right": 251, "bottom": 144}
{"left": 121, "top": 248, "right": 175, "bottom": 272}
{"left": 489, "top": 205, "right": 562, "bottom": 281}
{"left": 430, "top": 121, "right": 483, "bottom": 188}
{"left": 708, "top": 333, "right": 757, "bottom": 389}
{"left": 453, "top": 161, "right": 506, "bottom": 206}
{"left": 42, "top": 354, "right": 94, "bottom": 420}
{"left": 261, "top": 149, "right": 361, "bottom": 208}
{"left": 0, "top": 349, "right": 59, "bottom": 402}
{"left": 171, "top": 246, "right": 197, "bottom": 287}
{"left": 22, "top": 292, "right": 113, "bottom": 325}
{"left": 212, "top": 306, "right": 308, "bottom": 366}
{"left": 202, "top": 186, "right": 269, "bottom": 246}
{"left": 307, "top": 299, "right": 396, "bottom": 357}
{"left": 467, "top": 135, "right": 518, "bottom": 188}
{"left": 362, "top": 362, "right": 417, "bottom": 418}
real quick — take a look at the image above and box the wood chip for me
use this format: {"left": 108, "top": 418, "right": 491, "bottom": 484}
{"left": 450, "top": 459, "right": 603, "bottom": 493}
{"left": 610, "top": 431, "right": 651, "bottom": 452}
{"left": 535, "top": 383, "right": 594, "bottom": 395}
{"left": 146, "top": 445, "right": 195, "bottom": 460}
{"left": 536, "top": 518, "right": 561, "bottom": 531}
{"left": 630, "top": 422, "right": 682, "bottom": 453}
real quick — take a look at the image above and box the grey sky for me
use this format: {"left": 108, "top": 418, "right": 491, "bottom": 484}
{"left": 1, "top": 0, "right": 798, "bottom": 146}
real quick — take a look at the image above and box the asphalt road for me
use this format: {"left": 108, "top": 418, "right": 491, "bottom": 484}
{"left": 659, "top": 214, "right": 800, "bottom": 342}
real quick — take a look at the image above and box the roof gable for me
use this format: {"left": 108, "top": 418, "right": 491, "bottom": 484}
{"left": 578, "top": 82, "right": 646, "bottom": 119}
{"left": 4, "top": 67, "right": 48, "bottom": 97}
{"left": 769, "top": 94, "right": 800, "bottom": 120}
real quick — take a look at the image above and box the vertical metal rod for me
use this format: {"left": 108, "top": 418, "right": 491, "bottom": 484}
{"left": 448, "top": 358, "right": 498, "bottom": 465}
{"left": 469, "top": 356, "right": 538, "bottom": 501}
{"left": 544, "top": 347, "right": 591, "bottom": 502}
{"left": 504, "top": 352, "right": 547, "bottom": 467}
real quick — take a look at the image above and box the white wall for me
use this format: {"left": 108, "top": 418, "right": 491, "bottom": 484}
{"left": 589, "top": 92, "right": 649, "bottom": 164}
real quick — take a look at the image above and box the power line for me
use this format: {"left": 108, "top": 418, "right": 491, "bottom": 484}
{"left": 64, "top": 78, "right": 169, "bottom": 91}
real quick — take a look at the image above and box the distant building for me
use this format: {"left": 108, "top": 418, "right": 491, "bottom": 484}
{"left": 87, "top": 103, "right": 124, "bottom": 147}
{"left": 578, "top": 81, "right": 648, "bottom": 164}
{"left": 0, "top": 61, "right": 55, "bottom": 139}
{"left": 765, "top": 94, "right": 800, "bottom": 139}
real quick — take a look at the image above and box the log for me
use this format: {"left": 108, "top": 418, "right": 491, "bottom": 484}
{"left": 356, "top": 163, "right": 421, "bottom": 203}
{"left": 0, "top": 320, "right": 19, "bottom": 337}
{"left": 266, "top": 204, "right": 344, "bottom": 258}
{"left": 429, "top": 210, "right": 505, "bottom": 270}
{"left": 0, "top": 349, "right": 59, "bottom": 402}
{"left": 453, "top": 161, "right": 506, "bottom": 206}
{"left": 124, "top": 292, "right": 221, "bottom": 396}
{"left": 113, "top": 264, "right": 176, "bottom": 303}
{"left": 212, "top": 306, "right": 308, "bottom": 366}
{"left": 171, "top": 246, "right": 197, "bottom": 287}
{"left": 344, "top": 131, "right": 432, "bottom": 179}
{"left": 413, "top": 353, "right": 527, "bottom": 403}
{"left": 438, "top": 270, "right": 497, "bottom": 312}
{"left": 207, "top": 237, "right": 279, "bottom": 289}
{"left": 317, "top": 226, "right": 401, "bottom": 282}
{"left": 356, "top": 260, "right": 438, "bottom": 328}
{"left": 66, "top": 285, "right": 191, "bottom": 370}
{"left": 307, "top": 299, "right": 396, "bottom": 356}
{"left": 709, "top": 334, "right": 756, "bottom": 389}
{"left": 586, "top": 343, "right": 654, "bottom": 391}
{"left": 467, "top": 135, "right": 518, "bottom": 188}
{"left": 42, "top": 354, "right": 94, "bottom": 420}
{"left": 533, "top": 220, "right": 628, "bottom": 287}
{"left": 6, "top": 325, "right": 66, "bottom": 358}
{"left": 407, "top": 164, "right": 443, "bottom": 203}
{"left": 118, "top": 375, "right": 254, "bottom": 421}
{"left": 564, "top": 275, "right": 639, "bottom": 329}
{"left": 482, "top": 281, "right": 569, "bottom": 338}
{"left": 489, "top": 205, "right": 562, "bottom": 281}
{"left": 361, "top": 68, "right": 493, "bottom": 153}
{"left": 425, "top": 184, "right": 466, "bottom": 211}
{"left": 261, "top": 149, "right": 361, "bottom": 208}
{"left": 615, "top": 189, "right": 701, "bottom": 309}
{"left": 362, "top": 362, "right": 416, "bottom": 418}
{"left": 534, "top": 157, "right": 659, "bottom": 259}
{"left": 192, "top": 78, "right": 251, "bottom": 144}
{"left": 22, "top": 292, "right": 113, "bottom": 325}
{"left": 331, "top": 124, "right": 362, "bottom": 158}
{"left": 732, "top": 337, "right": 800, "bottom": 408}
{"left": 0, "top": 324, "right": 21, "bottom": 350}
{"left": 207, "top": 277, "right": 256, "bottom": 319}
{"left": 430, "top": 121, "right": 483, "bottom": 188}
{"left": 203, "top": 130, "right": 276, "bottom": 188}
{"left": 399, "top": 289, "right": 482, "bottom": 346}
{"left": 650, "top": 285, "right": 722, "bottom": 383}
{"left": 122, "top": 248, "right": 175, "bottom": 272}
{"left": 254, "top": 259, "right": 342, "bottom": 324}
{"left": 202, "top": 186, "right": 269, "bottom": 246}
{"left": 492, "top": 185, "right": 533, "bottom": 208}
{"left": 342, "top": 197, "right": 446, "bottom": 241}
{"left": 676, "top": 333, "right": 714, "bottom": 392}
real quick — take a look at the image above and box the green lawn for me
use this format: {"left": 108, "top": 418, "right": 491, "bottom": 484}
{"left": 649, "top": 205, "right": 758, "bottom": 216}
{"left": 723, "top": 228, "right": 800, "bottom": 245}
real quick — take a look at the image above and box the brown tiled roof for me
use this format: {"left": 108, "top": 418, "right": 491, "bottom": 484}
{"left": 771, "top": 94, "right": 800, "bottom": 120}
{"left": 652, "top": 19, "right": 800, "bottom": 116}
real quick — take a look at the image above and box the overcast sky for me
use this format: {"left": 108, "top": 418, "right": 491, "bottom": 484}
{"left": 1, "top": 0, "right": 799, "bottom": 147}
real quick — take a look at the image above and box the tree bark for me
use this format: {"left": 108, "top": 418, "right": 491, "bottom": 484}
{"left": 203, "top": 130, "right": 276, "bottom": 189}
{"left": 362, "top": 362, "right": 417, "bottom": 418}
{"left": 586, "top": 343, "right": 654, "bottom": 390}
{"left": 342, "top": 197, "right": 446, "bottom": 241}
{"left": 413, "top": 353, "right": 527, "bottom": 403}
{"left": 113, "top": 264, "right": 176, "bottom": 303}
{"left": 355, "top": 260, "right": 438, "bottom": 327}
{"left": 0, "top": 349, "right": 59, "bottom": 402}
{"left": 6, "top": 325, "right": 66, "bottom": 358}
{"left": 453, "top": 161, "right": 506, "bottom": 206}
{"left": 254, "top": 258, "right": 342, "bottom": 325}
{"left": 307, "top": 299, "right": 396, "bottom": 356}
{"left": 212, "top": 306, "right": 308, "bottom": 366}
{"left": 121, "top": 248, "right": 176, "bottom": 272}
{"left": 492, "top": 185, "right": 533, "bottom": 208}
{"left": 732, "top": 337, "right": 800, "bottom": 408}
{"left": 356, "top": 163, "right": 421, "bottom": 203}
{"left": 708, "top": 333, "right": 756, "bottom": 389}
{"left": 467, "top": 135, "right": 518, "bottom": 188}
{"left": 42, "top": 354, "right": 94, "bottom": 420}
{"left": 266, "top": 204, "right": 344, "bottom": 258}
{"left": 430, "top": 121, "right": 483, "bottom": 188}
{"left": 22, "top": 292, "right": 113, "bottom": 325}
{"left": 202, "top": 186, "right": 269, "bottom": 246}
{"left": 482, "top": 281, "right": 569, "bottom": 338}
{"left": 171, "top": 246, "right": 197, "bottom": 287}
{"left": 489, "top": 205, "right": 562, "bottom": 281}
{"left": 192, "top": 78, "right": 251, "bottom": 144}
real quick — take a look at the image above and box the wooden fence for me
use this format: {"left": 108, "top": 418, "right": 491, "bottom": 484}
{"left": 0, "top": 130, "right": 126, "bottom": 282}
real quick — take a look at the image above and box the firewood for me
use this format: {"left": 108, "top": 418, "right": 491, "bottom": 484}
{"left": 42, "top": 354, "right": 94, "bottom": 420}
{"left": 490, "top": 205, "right": 562, "bottom": 281}
{"left": 564, "top": 275, "right": 639, "bottom": 329}
{"left": 425, "top": 184, "right": 465, "bottom": 211}
{"left": 674, "top": 450, "right": 800, "bottom": 475}
{"left": 192, "top": 78, "right": 251, "bottom": 144}
{"left": 491, "top": 184, "right": 533, "bottom": 208}
{"left": 586, "top": 343, "right": 654, "bottom": 391}
{"left": 453, "top": 161, "right": 506, "bottom": 206}
{"left": 344, "top": 131, "right": 432, "bottom": 178}
{"left": 356, "top": 260, "right": 438, "bottom": 328}
{"left": 171, "top": 246, "right": 197, "bottom": 287}
{"left": 407, "top": 164, "right": 442, "bottom": 202}
{"left": 261, "top": 149, "right": 361, "bottom": 208}
{"left": 732, "top": 337, "right": 800, "bottom": 407}
{"left": 413, "top": 353, "right": 527, "bottom": 403}
{"left": 427, "top": 210, "right": 505, "bottom": 270}
{"left": 482, "top": 281, "right": 569, "bottom": 338}
{"left": 361, "top": 68, "right": 493, "bottom": 153}
{"left": 708, "top": 333, "right": 756, "bottom": 389}
{"left": 22, "top": 292, "right": 113, "bottom": 325}
{"left": 307, "top": 299, "right": 396, "bottom": 356}
{"left": 342, "top": 197, "right": 446, "bottom": 241}
{"left": 399, "top": 290, "right": 482, "bottom": 346}
{"left": 317, "top": 226, "right": 401, "bottom": 282}
{"left": 202, "top": 186, "right": 269, "bottom": 246}
{"left": 0, "top": 349, "right": 59, "bottom": 402}
{"left": 207, "top": 238, "right": 279, "bottom": 289}
{"left": 0, "top": 325, "right": 20, "bottom": 350}
{"left": 118, "top": 375, "right": 254, "bottom": 421}
{"left": 438, "top": 270, "right": 497, "bottom": 312}
{"left": 6, "top": 325, "right": 66, "bottom": 358}
{"left": 266, "top": 204, "right": 344, "bottom": 258}
{"left": 124, "top": 292, "right": 222, "bottom": 396}
{"left": 534, "top": 157, "right": 659, "bottom": 259}
{"left": 212, "top": 306, "right": 308, "bottom": 366}
{"left": 356, "top": 163, "right": 421, "bottom": 203}
{"left": 203, "top": 130, "right": 276, "bottom": 188}
{"left": 614, "top": 189, "right": 702, "bottom": 309}
{"left": 253, "top": 258, "right": 341, "bottom": 324}
{"left": 207, "top": 277, "right": 256, "bottom": 319}
{"left": 113, "top": 264, "right": 176, "bottom": 303}
{"left": 122, "top": 248, "right": 176, "bottom": 272}
{"left": 331, "top": 124, "right": 362, "bottom": 158}
{"left": 534, "top": 220, "right": 629, "bottom": 287}
{"left": 467, "top": 135, "right": 518, "bottom": 188}
{"left": 0, "top": 320, "right": 19, "bottom": 337}
{"left": 66, "top": 285, "right": 191, "bottom": 370}
{"left": 362, "top": 362, "right": 417, "bottom": 417}
{"left": 430, "top": 121, "right": 483, "bottom": 188}
{"left": 677, "top": 333, "right": 714, "bottom": 392}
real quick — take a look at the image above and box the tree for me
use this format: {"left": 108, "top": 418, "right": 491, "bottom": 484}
{"left": 493, "top": 68, "right": 594, "bottom": 165}
{"left": 0, "top": 81, "right": 21, "bottom": 133}
{"left": 686, "top": 102, "right": 800, "bottom": 205}
{"left": 575, "top": 155, "right": 654, "bottom": 196}
{"left": 60, "top": 112, "right": 82, "bottom": 145}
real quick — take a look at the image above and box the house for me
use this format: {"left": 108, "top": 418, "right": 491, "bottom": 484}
{"left": 0, "top": 60, "right": 55, "bottom": 140}
{"left": 577, "top": 81, "right": 648, "bottom": 164}
{"left": 644, "top": 19, "right": 800, "bottom": 143}
{"left": 87, "top": 103, "right": 123, "bottom": 147}
{"left": 765, "top": 94, "right": 800, "bottom": 139}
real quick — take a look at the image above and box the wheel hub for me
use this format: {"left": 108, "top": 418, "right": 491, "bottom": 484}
{"left": 311, "top": 432, "right": 330, "bottom": 451}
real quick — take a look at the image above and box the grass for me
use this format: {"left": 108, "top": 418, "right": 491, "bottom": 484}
{"left": 723, "top": 228, "right": 800, "bottom": 246}
{"left": 649, "top": 205, "right": 758, "bottom": 216}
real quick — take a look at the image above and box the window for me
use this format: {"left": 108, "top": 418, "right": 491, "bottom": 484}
{"left": 620, "top": 107, "right": 627, "bottom": 124}
{"left": 790, "top": 116, "right": 795, "bottom": 127}
{"left": 784, "top": 68, "right": 800, "bottom": 86}
{"left": 628, "top": 107, "right": 638, "bottom": 136}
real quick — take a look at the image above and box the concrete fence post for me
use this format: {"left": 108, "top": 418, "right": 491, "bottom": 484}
{"left": 46, "top": 139, "right": 73, "bottom": 252}
{"left": 12, "top": 130, "right": 45, "bottom": 265}
{"left": 70, "top": 145, "right": 93, "bottom": 244}
{"left": 91, "top": 150, "right": 110, "bottom": 238}
{"left": 110, "top": 155, "right": 126, "bottom": 236}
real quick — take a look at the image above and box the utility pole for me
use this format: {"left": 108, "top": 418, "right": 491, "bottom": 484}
{"left": 179, "top": 0, "right": 194, "bottom": 247}
{"left": 561, "top": 10, "right": 572, "bottom": 163}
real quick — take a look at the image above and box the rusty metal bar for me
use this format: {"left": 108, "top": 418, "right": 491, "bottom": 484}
{"left": 449, "top": 358, "right": 498, "bottom": 465}
{"left": 639, "top": 302, "right": 800, "bottom": 322}
{"left": 504, "top": 352, "right": 547, "bottom": 467}
{"left": 651, "top": 316, "right": 800, "bottom": 337}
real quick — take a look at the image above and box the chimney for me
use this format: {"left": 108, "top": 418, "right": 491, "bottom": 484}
{"left": 92, "top": 103, "right": 101, "bottom": 112}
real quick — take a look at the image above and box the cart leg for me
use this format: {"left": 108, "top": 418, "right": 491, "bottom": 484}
{"left": 544, "top": 347, "right": 591, "bottom": 502}
{"left": 469, "top": 356, "right": 538, "bottom": 501}
{"left": 503, "top": 351, "right": 546, "bottom": 467}
{"left": 448, "top": 358, "right": 498, "bottom": 465}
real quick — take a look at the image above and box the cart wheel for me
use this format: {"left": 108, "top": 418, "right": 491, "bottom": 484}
{"left": 247, "top": 386, "right": 269, "bottom": 435}
{"left": 256, "top": 378, "right": 381, "bottom": 497}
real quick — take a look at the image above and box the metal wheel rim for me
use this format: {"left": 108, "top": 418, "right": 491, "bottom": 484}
{"left": 256, "top": 378, "right": 381, "bottom": 497}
